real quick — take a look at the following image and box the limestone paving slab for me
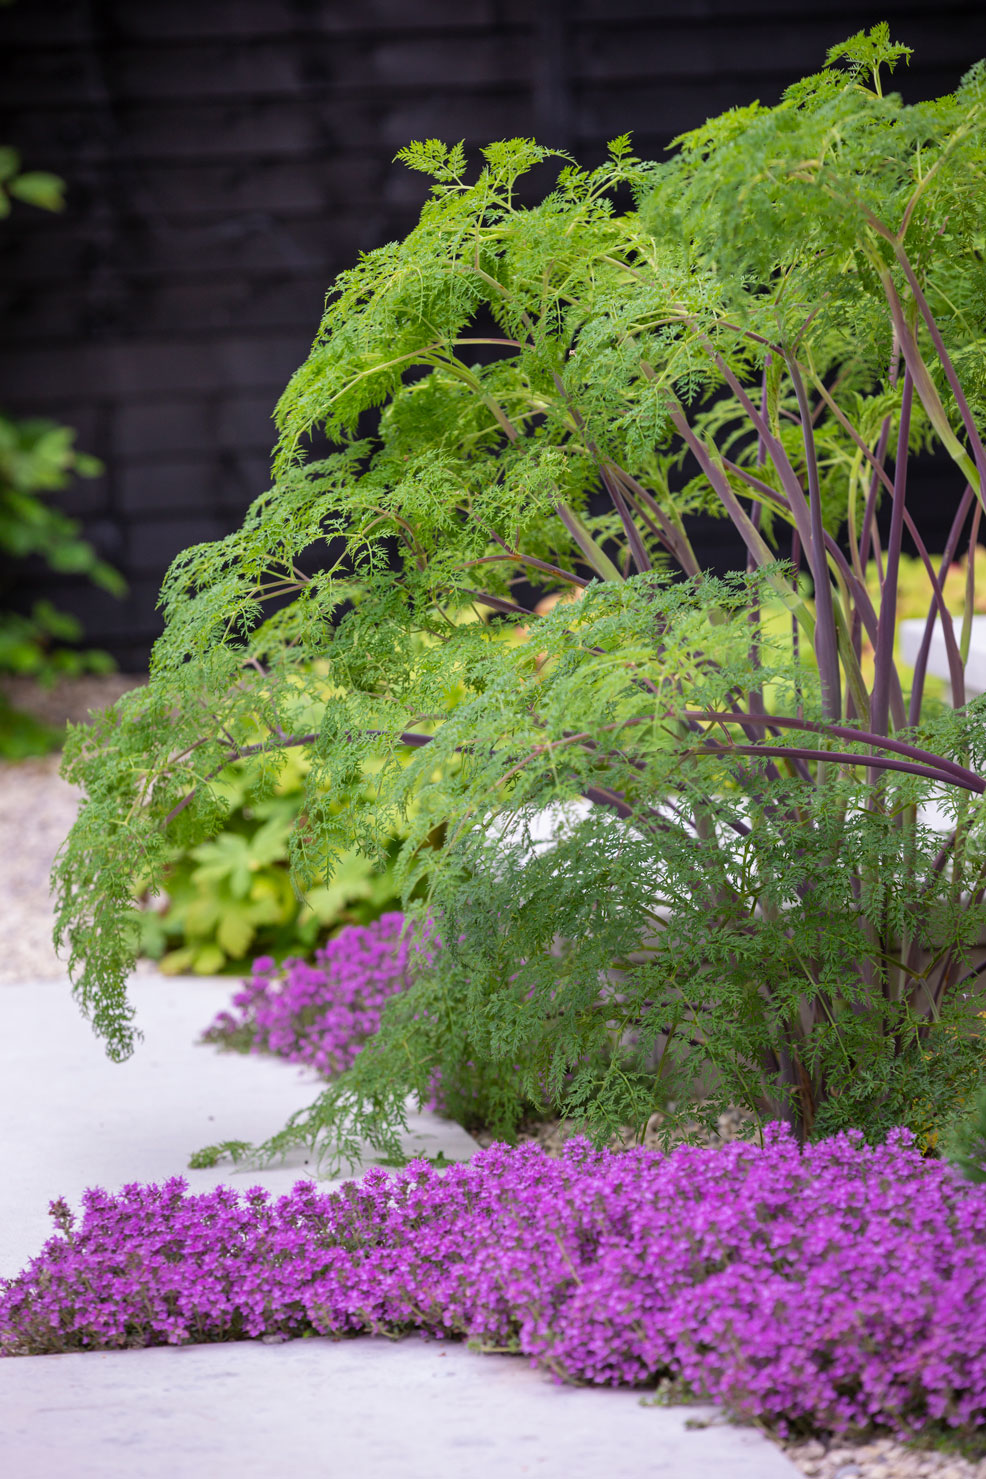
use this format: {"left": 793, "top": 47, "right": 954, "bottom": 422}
{"left": 0, "top": 975, "right": 477, "bottom": 1277}
{"left": 0, "top": 974, "right": 799, "bottom": 1478}
{"left": 0, "top": 1338, "right": 798, "bottom": 1479}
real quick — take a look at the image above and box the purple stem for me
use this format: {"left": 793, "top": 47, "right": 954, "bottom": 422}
{"left": 793, "top": 374, "right": 964, "bottom": 719}
{"left": 859, "top": 417, "right": 891, "bottom": 575}
{"left": 859, "top": 344, "right": 899, "bottom": 572}
{"left": 600, "top": 464, "right": 652, "bottom": 574}
{"left": 698, "top": 344, "right": 820, "bottom": 574}
{"left": 681, "top": 709, "right": 983, "bottom": 791}
{"left": 894, "top": 247, "right": 986, "bottom": 496}
{"left": 605, "top": 462, "right": 702, "bottom": 577}
{"left": 691, "top": 743, "right": 983, "bottom": 794}
{"left": 668, "top": 408, "right": 775, "bottom": 573}
{"left": 460, "top": 589, "right": 537, "bottom": 618}
{"left": 899, "top": 501, "right": 967, "bottom": 711}
{"left": 870, "top": 369, "right": 913, "bottom": 740}
{"left": 465, "top": 551, "right": 589, "bottom": 587}
{"left": 787, "top": 357, "right": 841, "bottom": 723}
{"left": 721, "top": 454, "right": 906, "bottom": 727}
{"left": 748, "top": 359, "right": 769, "bottom": 712}
{"left": 549, "top": 368, "right": 652, "bottom": 575}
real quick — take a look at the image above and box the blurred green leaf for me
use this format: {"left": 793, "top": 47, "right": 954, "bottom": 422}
{"left": 0, "top": 406, "right": 124, "bottom": 715}
{"left": 8, "top": 171, "right": 65, "bottom": 212}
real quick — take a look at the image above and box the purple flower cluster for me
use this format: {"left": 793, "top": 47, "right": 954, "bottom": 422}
{"left": 201, "top": 913, "right": 427, "bottom": 1076}
{"left": 5, "top": 1127, "right": 986, "bottom": 1438}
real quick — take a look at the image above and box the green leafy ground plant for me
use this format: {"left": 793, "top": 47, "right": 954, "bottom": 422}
{"left": 53, "top": 27, "right": 986, "bottom": 1170}
{"left": 138, "top": 745, "right": 415, "bottom": 973}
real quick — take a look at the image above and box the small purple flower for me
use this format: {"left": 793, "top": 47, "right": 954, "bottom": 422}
{"left": 201, "top": 914, "right": 429, "bottom": 1077}
{"left": 4, "top": 1127, "right": 986, "bottom": 1442}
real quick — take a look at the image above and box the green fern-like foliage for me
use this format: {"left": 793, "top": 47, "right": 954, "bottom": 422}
{"left": 53, "top": 31, "right": 986, "bottom": 1168}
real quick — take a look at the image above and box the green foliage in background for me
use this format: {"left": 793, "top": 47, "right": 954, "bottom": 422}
{"left": 945, "top": 1075, "right": 986, "bottom": 1182}
{"left": 138, "top": 745, "right": 417, "bottom": 974}
{"left": 51, "top": 28, "right": 986, "bottom": 1171}
{"left": 0, "top": 151, "right": 125, "bottom": 759}
{"left": 0, "top": 146, "right": 63, "bottom": 217}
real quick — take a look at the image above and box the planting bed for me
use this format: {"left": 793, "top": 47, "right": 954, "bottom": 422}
{"left": 3, "top": 761, "right": 986, "bottom": 1476}
{"left": 0, "top": 973, "right": 794, "bottom": 1479}
{"left": 4, "top": 1128, "right": 986, "bottom": 1441}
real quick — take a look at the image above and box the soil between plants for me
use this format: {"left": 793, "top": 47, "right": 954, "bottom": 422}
{"left": 471, "top": 1104, "right": 760, "bottom": 1157}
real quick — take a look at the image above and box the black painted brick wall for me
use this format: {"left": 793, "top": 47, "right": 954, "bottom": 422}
{"left": 1, "top": 0, "right": 983, "bottom": 666}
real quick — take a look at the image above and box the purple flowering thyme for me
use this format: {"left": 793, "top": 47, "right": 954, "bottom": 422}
{"left": 4, "top": 1127, "right": 986, "bottom": 1439}
{"left": 201, "top": 914, "right": 429, "bottom": 1076}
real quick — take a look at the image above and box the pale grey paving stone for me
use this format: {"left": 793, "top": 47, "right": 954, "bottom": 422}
{"left": 0, "top": 973, "right": 802, "bottom": 1478}
{"left": 0, "top": 975, "right": 478, "bottom": 1277}
{"left": 898, "top": 615, "right": 986, "bottom": 704}
{"left": 0, "top": 1338, "right": 800, "bottom": 1479}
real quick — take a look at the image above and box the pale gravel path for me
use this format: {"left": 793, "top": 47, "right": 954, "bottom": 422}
{"left": 0, "top": 752, "right": 82, "bottom": 983}
{"left": 0, "top": 676, "right": 146, "bottom": 983}
{"left": 784, "top": 1440, "right": 985, "bottom": 1479}
{"left": 0, "top": 693, "right": 983, "bottom": 1479}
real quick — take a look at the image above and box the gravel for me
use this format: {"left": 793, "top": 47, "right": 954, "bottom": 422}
{"left": 784, "top": 1440, "right": 986, "bottom": 1479}
{"left": 0, "top": 750, "right": 84, "bottom": 982}
{"left": 0, "top": 676, "right": 145, "bottom": 983}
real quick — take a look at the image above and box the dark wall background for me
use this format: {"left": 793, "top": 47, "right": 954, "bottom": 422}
{"left": 1, "top": 0, "right": 983, "bottom": 669}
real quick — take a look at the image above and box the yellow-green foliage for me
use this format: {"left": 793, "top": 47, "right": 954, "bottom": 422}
{"left": 137, "top": 747, "right": 408, "bottom": 974}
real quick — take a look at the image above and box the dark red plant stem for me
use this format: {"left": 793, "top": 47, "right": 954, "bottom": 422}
{"left": 680, "top": 709, "right": 983, "bottom": 791}
{"left": 801, "top": 374, "right": 967, "bottom": 711}
{"left": 719, "top": 457, "right": 905, "bottom": 728}
{"left": 463, "top": 552, "right": 589, "bottom": 587}
{"left": 553, "top": 501, "right": 616, "bottom": 580}
{"left": 605, "top": 462, "right": 702, "bottom": 577}
{"left": 757, "top": 357, "right": 770, "bottom": 468}
{"left": 460, "top": 589, "right": 537, "bottom": 618}
{"left": 893, "top": 247, "right": 986, "bottom": 495}
{"left": 749, "top": 356, "right": 768, "bottom": 712}
{"left": 668, "top": 408, "right": 775, "bottom": 573}
{"left": 722, "top": 458, "right": 884, "bottom": 647}
{"left": 697, "top": 344, "right": 817, "bottom": 559}
{"left": 549, "top": 368, "right": 651, "bottom": 574}
{"left": 790, "top": 528, "right": 802, "bottom": 713}
{"left": 899, "top": 501, "right": 967, "bottom": 710}
{"left": 860, "top": 416, "right": 892, "bottom": 575}
{"left": 859, "top": 344, "right": 900, "bottom": 573}
{"left": 966, "top": 501, "right": 981, "bottom": 641}
{"left": 870, "top": 369, "right": 913, "bottom": 741}
{"left": 787, "top": 357, "right": 841, "bottom": 723}
{"left": 689, "top": 743, "right": 984, "bottom": 793}
{"left": 600, "top": 464, "right": 652, "bottom": 574}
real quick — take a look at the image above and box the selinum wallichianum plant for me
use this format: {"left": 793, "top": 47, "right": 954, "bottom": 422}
{"left": 54, "top": 26, "right": 986, "bottom": 1168}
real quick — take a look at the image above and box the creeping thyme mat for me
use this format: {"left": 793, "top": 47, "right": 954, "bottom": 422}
{"left": 4, "top": 1128, "right": 986, "bottom": 1443}
{"left": 200, "top": 913, "right": 421, "bottom": 1075}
